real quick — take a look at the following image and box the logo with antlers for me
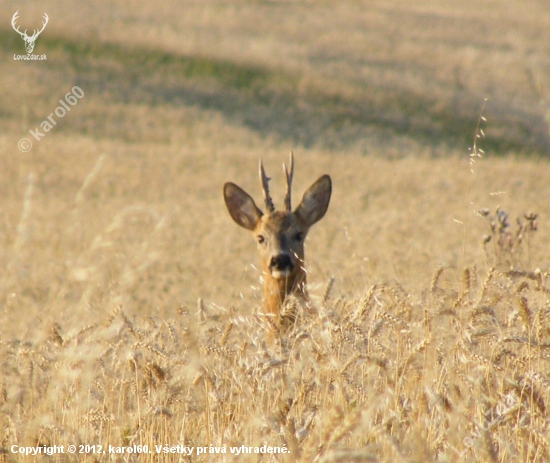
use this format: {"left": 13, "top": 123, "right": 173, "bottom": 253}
{"left": 11, "top": 11, "right": 49, "bottom": 54}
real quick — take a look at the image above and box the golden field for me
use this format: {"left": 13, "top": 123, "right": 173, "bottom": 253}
{"left": 1, "top": 1, "right": 550, "bottom": 461}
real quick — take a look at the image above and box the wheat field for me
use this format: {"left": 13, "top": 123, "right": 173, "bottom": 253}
{"left": 1, "top": 1, "right": 550, "bottom": 462}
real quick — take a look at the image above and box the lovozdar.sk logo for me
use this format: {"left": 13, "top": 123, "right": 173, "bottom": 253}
{"left": 11, "top": 11, "right": 48, "bottom": 60}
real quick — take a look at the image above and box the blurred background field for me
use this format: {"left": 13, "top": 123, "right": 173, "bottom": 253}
{"left": 2, "top": 0, "right": 550, "bottom": 153}
{"left": 1, "top": 1, "right": 550, "bottom": 462}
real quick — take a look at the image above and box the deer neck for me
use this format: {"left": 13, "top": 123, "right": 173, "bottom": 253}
{"left": 263, "top": 268, "right": 307, "bottom": 316}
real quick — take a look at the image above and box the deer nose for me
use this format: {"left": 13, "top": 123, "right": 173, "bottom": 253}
{"left": 270, "top": 254, "right": 294, "bottom": 272}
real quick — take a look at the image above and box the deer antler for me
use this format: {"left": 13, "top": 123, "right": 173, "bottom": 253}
{"left": 30, "top": 13, "right": 49, "bottom": 39}
{"left": 11, "top": 11, "right": 27, "bottom": 38}
{"left": 259, "top": 160, "right": 275, "bottom": 213}
{"left": 283, "top": 151, "right": 294, "bottom": 211}
{"left": 11, "top": 12, "right": 48, "bottom": 39}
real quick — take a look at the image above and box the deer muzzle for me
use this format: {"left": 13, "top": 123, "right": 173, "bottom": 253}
{"left": 269, "top": 254, "right": 294, "bottom": 278}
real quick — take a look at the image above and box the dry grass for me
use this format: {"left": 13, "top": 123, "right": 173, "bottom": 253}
{"left": 2, "top": 1, "right": 550, "bottom": 462}
{"left": 2, "top": 203, "right": 550, "bottom": 462}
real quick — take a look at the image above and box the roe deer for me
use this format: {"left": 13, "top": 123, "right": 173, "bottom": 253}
{"left": 223, "top": 153, "right": 331, "bottom": 333}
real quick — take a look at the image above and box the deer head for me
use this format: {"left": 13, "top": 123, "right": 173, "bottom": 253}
{"left": 224, "top": 153, "right": 331, "bottom": 330}
{"left": 11, "top": 11, "right": 49, "bottom": 54}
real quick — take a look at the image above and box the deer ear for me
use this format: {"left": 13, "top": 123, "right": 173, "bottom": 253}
{"left": 224, "top": 182, "right": 263, "bottom": 230}
{"left": 295, "top": 175, "right": 332, "bottom": 228}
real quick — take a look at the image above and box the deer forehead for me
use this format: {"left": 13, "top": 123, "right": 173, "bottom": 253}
{"left": 255, "top": 211, "right": 303, "bottom": 237}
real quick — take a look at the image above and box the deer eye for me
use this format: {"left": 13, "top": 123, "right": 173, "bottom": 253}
{"left": 257, "top": 235, "right": 265, "bottom": 244}
{"left": 294, "top": 232, "right": 304, "bottom": 242}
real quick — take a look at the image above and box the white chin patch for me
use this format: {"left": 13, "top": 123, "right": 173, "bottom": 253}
{"left": 271, "top": 269, "right": 292, "bottom": 279}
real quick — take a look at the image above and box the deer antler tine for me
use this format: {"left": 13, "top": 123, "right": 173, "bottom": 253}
{"left": 259, "top": 159, "right": 275, "bottom": 213}
{"left": 283, "top": 151, "right": 294, "bottom": 211}
{"left": 31, "top": 13, "right": 48, "bottom": 38}
{"left": 11, "top": 11, "right": 24, "bottom": 37}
